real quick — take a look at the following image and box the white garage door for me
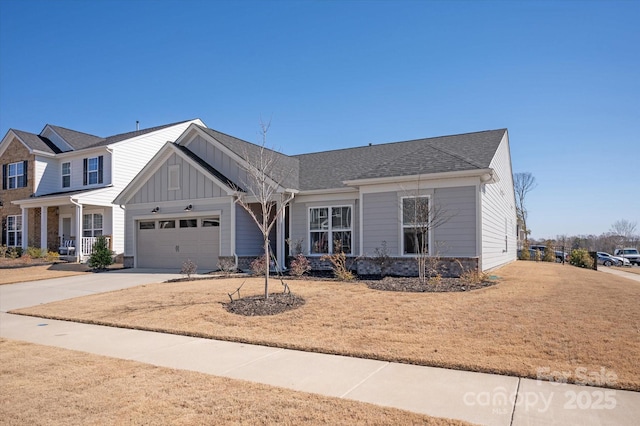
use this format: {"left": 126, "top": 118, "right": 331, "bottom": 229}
{"left": 137, "top": 217, "right": 220, "bottom": 271}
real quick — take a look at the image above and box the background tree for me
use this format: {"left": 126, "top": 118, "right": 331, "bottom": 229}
{"left": 513, "top": 172, "right": 536, "bottom": 245}
{"left": 542, "top": 239, "right": 555, "bottom": 262}
{"left": 235, "top": 121, "right": 296, "bottom": 299}
{"left": 610, "top": 219, "right": 638, "bottom": 248}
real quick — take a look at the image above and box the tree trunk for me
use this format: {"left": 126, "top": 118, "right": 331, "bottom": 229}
{"left": 264, "top": 238, "right": 270, "bottom": 299}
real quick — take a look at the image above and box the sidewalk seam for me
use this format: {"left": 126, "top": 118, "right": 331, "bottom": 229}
{"left": 220, "top": 347, "right": 285, "bottom": 374}
{"left": 510, "top": 377, "right": 521, "bottom": 426}
{"left": 339, "top": 362, "right": 390, "bottom": 398}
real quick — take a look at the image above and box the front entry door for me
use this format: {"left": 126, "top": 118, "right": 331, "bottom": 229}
{"left": 62, "top": 217, "right": 71, "bottom": 240}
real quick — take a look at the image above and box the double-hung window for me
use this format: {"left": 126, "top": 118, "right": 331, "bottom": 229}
{"left": 2, "top": 161, "right": 27, "bottom": 189}
{"left": 309, "top": 206, "right": 352, "bottom": 254}
{"left": 62, "top": 162, "right": 71, "bottom": 188}
{"left": 83, "top": 156, "right": 103, "bottom": 185}
{"left": 402, "top": 196, "right": 430, "bottom": 255}
{"left": 7, "top": 215, "right": 23, "bottom": 247}
{"left": 83, "top": 213, "right": 103, "bottom": 237}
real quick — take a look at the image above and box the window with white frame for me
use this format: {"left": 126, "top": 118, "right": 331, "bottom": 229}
{"left": 62, "top": 162, "right": 71, "bottom": 188}
{"left": 309, "top": 206, "right": 352, "bottom": 254}
{"left": 402, "top": 196, "right": 430, "bottom": 255}
{"left": 168, "top": 165, "right": 180, "bottom": 190}
{"left": 5, "top": 161, "right": 27, "bottom": 189}
{"left": 83, "top": 213, "right": 103, "bottom": 237}
{"left": 7, "top": 215, "right": 22, "bottom": 247}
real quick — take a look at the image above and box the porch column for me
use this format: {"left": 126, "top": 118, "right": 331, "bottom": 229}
{"left": 40, "top": 206, "right": 48, "bottom": 253}
{"left": 276, "top": 202, "right": 285, "bottom": 271}
{"left": 75, "top": 202, "right": 83, "bottom": 262}
{"left": 21, "top": 207, "right": 28, "bottom": 251}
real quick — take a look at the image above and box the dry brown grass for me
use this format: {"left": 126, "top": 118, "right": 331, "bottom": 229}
{"left": 0, "top": 339, "right": 465, "bottom": 426}
{"left": 0, "top": 263, "right": 89, "bottom": 285}
{"left": 13, "top": 261, "right": 640, "bottom": 391}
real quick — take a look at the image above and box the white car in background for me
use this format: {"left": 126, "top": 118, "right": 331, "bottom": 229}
{"left": 597, "top": 252, "right": 631, "bottom": 267}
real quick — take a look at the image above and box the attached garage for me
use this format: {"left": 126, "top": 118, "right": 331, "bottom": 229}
{"left": 136, "top": 216, "right": 220, "bottom": 271}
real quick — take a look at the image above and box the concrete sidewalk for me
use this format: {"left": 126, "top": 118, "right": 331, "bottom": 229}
{"left": 598, "top": 266, "right": 640, "bottom": 282}
{"left": 1, "top": 270, "right": 639, "bottom": 425}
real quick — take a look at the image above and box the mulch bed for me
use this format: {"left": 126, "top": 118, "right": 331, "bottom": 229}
{"left": 224, "top": 292, "right": 306, "bottom": 316}
{"left": 364, "top": 276, "right": 497, "bottom": 292}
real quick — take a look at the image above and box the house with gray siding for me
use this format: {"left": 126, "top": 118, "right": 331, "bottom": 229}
{"left": 115, "top": 124, "right": 517, "bottom": 274}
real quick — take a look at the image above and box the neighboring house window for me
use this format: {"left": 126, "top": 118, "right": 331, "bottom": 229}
{"left": 83, "top": 213, "right": 103, "bottom": 237}
{"left": 7, "top": 215, "right": 22, "bottom": 247}
{"left": 83, "top": 156, "right": 103, "bottom": 185}
{"left": 309, "top": 206, "right": 352, "bottom": 254}
{"left": 2, "top": 161, "right": 28, "bottom": 190}
{"left": 62, "top": 162, "right": 71, "bottom": 188}
{"left": 402, "top": 196, "right": 430, "bottom": 255}
{"left": 168, "top": 165, "right": 180, "bottom": 190}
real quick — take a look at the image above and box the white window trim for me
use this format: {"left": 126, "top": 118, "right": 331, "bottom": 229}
{"left": 83, "top": 212, "right": 104, "bottom": 237}
{"left": 400, "top": 195, "right": 432, "bottom": 257}
{"left": 6, "top": 215, "right": 23, "bottom": 247}
{"left": 87, "top": 157, "right": 99, "bottom": 185}
{"left": 62, "top": 162, "right": 71, "bottom": 188}
{"left": 308, "top": 205, "right": 353, "bottom": 255}
{"left": 8, "top": 161, "right": 24, "bottom": 189}
{"left": 168, "top": 165, "right": 180, "bottom": 190}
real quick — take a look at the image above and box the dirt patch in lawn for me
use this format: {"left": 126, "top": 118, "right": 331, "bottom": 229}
{"left": 0, "top": 339, "right": 463, "bottom": 426}
{"left": 13, "top": 261, "right": 640, "bottom": 391}
{"left": 225, "top": 292, "right": 306, "bottom": 316}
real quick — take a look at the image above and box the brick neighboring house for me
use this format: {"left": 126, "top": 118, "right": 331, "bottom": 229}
{"left": 0, "top": 119, "right": 204, "bottom": 260}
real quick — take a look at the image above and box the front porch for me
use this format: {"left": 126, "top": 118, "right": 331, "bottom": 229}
{"left": 57, "top": 235, "right": 112, "bottom": 263}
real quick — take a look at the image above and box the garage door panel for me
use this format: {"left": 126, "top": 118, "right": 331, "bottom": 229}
{"left": 137, "top": 218, "right": 219, "bottom": 270}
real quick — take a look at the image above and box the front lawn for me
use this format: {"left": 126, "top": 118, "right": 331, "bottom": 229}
{"left": 12, "top": 261, "right": 640, "bottom": 391}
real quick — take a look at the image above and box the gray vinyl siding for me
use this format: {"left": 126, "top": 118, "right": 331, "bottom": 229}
{"left": 235, "top": 204, "right": 268, "bottom": 256}
{"left": 361, "top": 191, "right": 399, "bottom": 256}
{"left": 184, "top": 135, "right": 248, "bottom": 189}
{"left": 289, "top": 197, "right": 359, "bottom": 256}
{"left": 481, "top": 134, "right": 517, "bottom": 270}
{"left": 431, "top": 186, "right": 476, "bottom": 257}
{"left": 123, "top": 198, "right": 233, "bottom": 258}
{"left": 129, "top": 153, "right": 226, "bottom": 204}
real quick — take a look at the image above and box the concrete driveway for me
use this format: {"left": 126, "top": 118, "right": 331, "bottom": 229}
{"left": 0, "top": 268, "right": 186, "bottom": 312}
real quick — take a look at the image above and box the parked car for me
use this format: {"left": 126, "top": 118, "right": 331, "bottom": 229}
{"left": 529, "top": 245, "right": 569, "bottom": 262}
{"left": 613, "top": 248, "right": 640, "bottom": 266}
{"left": 597, "top": 252, "right": 631, "bottom": 267}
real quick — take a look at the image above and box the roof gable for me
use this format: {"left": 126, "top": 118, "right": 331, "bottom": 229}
{"left": 1, "top": 129, "right": 63, "bottom": 155}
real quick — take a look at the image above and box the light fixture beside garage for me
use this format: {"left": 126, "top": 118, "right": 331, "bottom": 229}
{"left": 184, "top": 204, "right": 193, "bottom": 211}
{"left": 151, "top": 206, "right": 160, "bottom": 213}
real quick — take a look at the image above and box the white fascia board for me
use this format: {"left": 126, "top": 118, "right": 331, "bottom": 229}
{"left": 10, "top": 186, "right": 114, "bottom": 208}
{"left": 357, "top": 175, "right": 487, "bottom": 195}
{"left": 56, "top": 145, "right": 109, "bottom": 159}
{"left": 293, "top": 188, "right": 359, "bottom": 204}
{"left": 343, "top": 169, "right": 496, "bottom": 187}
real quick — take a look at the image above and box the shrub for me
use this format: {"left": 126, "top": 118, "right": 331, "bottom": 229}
{"left": 520, "top": 241, "right": 530, "bottom": 260}
{"left": 543, "top": 240, "right": 555, "bottom": 262}
{"left": 218, "top": 258, "right": 237, "bottom": 275}
{"left": 7, "top": 247, "right": 22, "bottom": 259}
{"left": 289, "top": 254, "right": 311, "bottom": 276}
{"left": 373, "top": 241, "right": 391, "bottom": 277}
{"left": 321, "top": 242, "right": 355, "bottom": 281}
{"left": 26, "top": 246, "right": 45, "bottom": 258}
{"left": 460, "top": 268, "right": 489, "bottom": 284}
{"left": 180, "top": 259, "right": 197, "bottom": 280}
{"left": 0, "top": 245, "right": 7, "bottom": 258}
{"left": 87, "top": 236, "right": 114, "bottom": 270}
{"left": 46, "top": 250, "right": 60, "bottom": 262}
{"left": 250, "top": 255, "right": 268, "bottom": 276}
{"left": 569, "top": 249, "right": 594, "bottom": 269}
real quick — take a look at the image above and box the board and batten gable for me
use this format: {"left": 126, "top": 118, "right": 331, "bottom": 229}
{"left": 130, "top": 152, "right": 229, "bottom": 204}
{"left": 480, "top": 131, "right": 517, "bottom": 270}
{"left": 182, "top": 134, "right": 250, "bottom": 191}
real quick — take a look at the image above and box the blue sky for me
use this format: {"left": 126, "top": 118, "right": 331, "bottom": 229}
{"left": 1, "top": 0, "right": 638, "bottom": 239}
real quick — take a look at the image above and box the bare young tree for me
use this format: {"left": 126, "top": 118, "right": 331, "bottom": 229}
{"left": 402, "top": 193, "right": 454, "bottom": 285}
{"left": 234, "top": 121, "right": 296, "bottom": 299}
{"left": 513, "top": 172, "right": 536, "bottom": 245}
{"left": 610, "top": 219, "right": 637, "bottom": 246}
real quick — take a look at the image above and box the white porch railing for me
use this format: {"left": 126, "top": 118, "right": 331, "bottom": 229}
{"left": 81, "top": 236, "right": 111, "bottom": 256}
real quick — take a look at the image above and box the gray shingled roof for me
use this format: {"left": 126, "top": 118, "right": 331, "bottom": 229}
{"left": 11, "top": 129, "right": 62, "bottom": 154}
{"left": 198, "top": 126, "right": 300, "bottom": 190}
{"left": 48, "top": 120, "right": 194, "bottom": 150}
{"left": 293, "top": 129, "right": 506, "bottom": 190}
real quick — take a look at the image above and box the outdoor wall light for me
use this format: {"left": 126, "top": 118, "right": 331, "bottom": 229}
{"left": 184, "top": 204, "right": 193, "bottom": 211}
{"left": 151, "top": 206, "right": 160, "bottom": 213}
